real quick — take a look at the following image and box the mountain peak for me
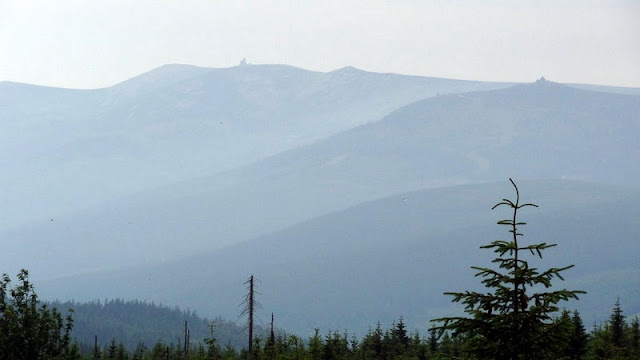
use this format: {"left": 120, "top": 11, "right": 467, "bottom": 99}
{"left": 331, "top": 66, "right": 365, "bottom": 74}
{"left": 533, "top": 76, "right": 560, "bottom": 86}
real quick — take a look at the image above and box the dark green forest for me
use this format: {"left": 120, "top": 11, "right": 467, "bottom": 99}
{"left": 1, "top": 273, "right": 638, "bottom": 360}
{"left": 46, "top": 299, "right": 267, "bottom": 351}
{"left": 62, "top": 302, "right": 640, "bottom": 360}
{"left": 2, "top": 181, "right": 639, "bottom": 360}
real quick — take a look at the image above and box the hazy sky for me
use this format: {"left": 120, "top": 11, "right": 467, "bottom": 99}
{"left": 1, "top": 0, "right": 639, "bottom": 89}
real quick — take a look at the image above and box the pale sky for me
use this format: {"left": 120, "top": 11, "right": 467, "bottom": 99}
{"left": 1, "top": 0, "right": 639, "bottom": 89}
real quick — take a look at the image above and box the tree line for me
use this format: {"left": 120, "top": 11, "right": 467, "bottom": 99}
{"left": 2, "top": 276, "right": 637, "bottom": 360}
{"left": 79, "top": 305, "right": 639, "bottom": 360}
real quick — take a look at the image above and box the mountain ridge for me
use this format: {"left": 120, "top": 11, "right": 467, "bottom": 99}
{"left": 1, "top": 64, "right": 513, "bottom": 230}
{"left": 3, "top": 80, "right": 638, "bottom": 280}
{"left": 2, "top": 65, "right": 637, "bottom": 336}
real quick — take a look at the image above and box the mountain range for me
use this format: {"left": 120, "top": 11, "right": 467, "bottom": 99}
{"left": 0, "top": 64, "right": 509, "bottom": 231}
{"left": 1, "top": 63, "right": 638, "bottom": 336}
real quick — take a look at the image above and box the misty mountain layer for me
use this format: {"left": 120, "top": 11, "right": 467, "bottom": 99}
{"left": 3, "top": 78, "right": 638, "bottom": 278}
{"left": 0, "top": 64, "right": 509, "bottom": 230}
{"left": 1, "top": 64, "right": 638, "bottom": 336}
{"left": 37, "top": 180, "right": 640, "bottom": 335}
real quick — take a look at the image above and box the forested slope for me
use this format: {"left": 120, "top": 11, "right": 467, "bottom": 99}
{"left": 39, "top": 180, "right": 640, "bottom": 335}
{"left": 47, "top": 299, "right": 268, "bottom": 351}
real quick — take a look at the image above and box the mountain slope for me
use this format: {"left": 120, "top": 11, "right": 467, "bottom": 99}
{"left": 37, "top": 180, "right": 640, "bottom": 335}
{"left": 568, "top": 82, "right": 640, "bottom": 96}
{"left": 3, "top": 80, "right": 638, "bottom": 278}
{"left": 46, "top": 299, "right": 268, "bottom": 351}
{"left": 0, "top": 64, "right": 509, "bottom": 230}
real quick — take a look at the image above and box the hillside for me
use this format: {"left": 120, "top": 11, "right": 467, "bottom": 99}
{"left": 3, "top": 80, "right": 639, "bottom": 279}
{"left": 0, "top": 64, "right": 509, "bottom": 231}
{"left": 46, "top": 299, "right": 269, "bottom": 351}
{"left": 3, "top": 66, "right": 639, "bottom": 338}
{"left": 37, "top": 180, "right": 640, "bottom": 335}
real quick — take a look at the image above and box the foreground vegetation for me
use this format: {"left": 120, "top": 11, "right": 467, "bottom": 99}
{"left": 1, "top": 274, "right": 638, "bottom": 360}
{"left": 432, "top": 179, "right": 585, "bottom": 359}
{"left": 77, "top": 304, "right": 639, "bottom": 359}
{"left": 2, "top": 180, "right": 638, "bottom": 359}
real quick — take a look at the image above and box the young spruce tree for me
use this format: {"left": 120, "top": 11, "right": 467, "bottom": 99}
{"left": 432, "top": 179, "right": 585, "bottom": 360}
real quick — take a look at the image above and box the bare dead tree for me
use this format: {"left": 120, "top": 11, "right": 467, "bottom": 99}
{"left": 269, "top": 313, "right": 275, "bottom": 346}
{"left": 93, "top": 335, "right": 100, "bottom": 360}
{"left": 239, "top": 275, "right": 261, "bottom": 360}
{"left": 183, "top": 320, "right": 190, "bottom": 360}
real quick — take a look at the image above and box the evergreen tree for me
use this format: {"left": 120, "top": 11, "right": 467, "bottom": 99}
{"left": 0, "top": 269, "right": 76, "bottom": 360}
{"left": 360, "top": 323, "right": 383, "bottom": 359}
{"left": 308, "top": 329, "right": 324, "bottom": 360}
{"left": 131, "top": 342, "right": 147, "bottom": 360}
{"left": 195, "top": 343, "right": 208, "bottom": 360}
{"left": 427, "top": 328, "right": 438, "bottom": 355}
{"left": 585, "top": 322, "right": 611, "bottom": 360}
{"left": 289, "top": 335, "right": 305, "bottom": 360}
{"left": 391, "top": 317, "right": 409, "bottom": 351}
{"left": 322, "top": 331, "right": 349, "bottom": 360}
{"left": 410, "top": 332, "right": 428, "bottom": 360}
{"left": 149, "top": 342, "right": 168, "bottom": 360}
{"left": 107, "top": 339, "right": 118, "bottom": 359}
{"left": 610, "top": 298, "right": 625, "bottom": 348}
{"left": 435, "top": 332, "right": 463, "bottom": 359}
{"left": 568, "top": 310, "right": 589, "bottom": 360}
{"left": 222, "top": 342, "right": 238, "bottom": 360}
{"left": 116, "top": 342, "right": 129, "bottom": 360}
{"left": 251, "top": 336, "right": 262, "bottom": 360}
{"left": 631, "top": 317, "right": 640, "bottom": 359}
{"left": 204, "top": 321, "right": 221, "bottom": 360}
{"left": 556, "top": 310, "right": 574, "bottom": 358}
{"left": 555, "top": 309, "right": 588, "bottom": 360}
{"left": 432, "top": 179, "right": 585, "bottom": 360}
{"left": 348, "top": 334, "right": 358, "bottom": 359}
